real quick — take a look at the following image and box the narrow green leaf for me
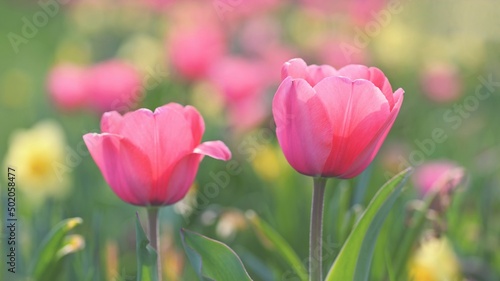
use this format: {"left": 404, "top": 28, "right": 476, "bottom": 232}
{"left": 31, "top": 217, "right": 83, "bottom": 280}
{"left": 181, "top": 228, "right": 253, "bottom": 281}
{"left": 393, "top": 190, "right": 438, "bottom": 280}
{"left": 325, "top": 168, "right": 412, "bottom": 281}
{"left": 135, "top": 213, "right": 158, "bottom": 281}
{"left": 353, "top": 164, "right": 373, "bottom": 205}
{"left": 246, "top": 210, "right": 308, "bottom": 281}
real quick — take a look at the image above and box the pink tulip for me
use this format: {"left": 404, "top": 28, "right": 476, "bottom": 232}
{"left": 208, "top": 57, "right": 269, "bottom": 130}
{"left": 273, "top": 58, "right": 404, "bottom": 178}
{"left": 86, "top": 60, "right": 142, "bottom": 113}
{"left": 412, "top": 161, "right": 465, "bottom": 196}
{"left": 317, "top": 38, "right": 369, "bottom": 69}
{"left": 47, "top": 64, "right": 88, "bottom": 111}
{"left": 420, "top": 63, "right": 463, "bottom": 104}
{"left": 348, "top": 0, "right": 388, "bottom": 25}
{"left": 168, "top": 24, "right": 226, "bottom": 80}
{"left": 83, "top": 103, "right": 231, "bottom": 206}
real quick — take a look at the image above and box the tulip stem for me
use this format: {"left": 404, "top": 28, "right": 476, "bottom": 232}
{"left": 147, "top": 207, "right": 161, "bottom": 280}
{"left": 310, "top": 177, "right": 327, "bottom": 281}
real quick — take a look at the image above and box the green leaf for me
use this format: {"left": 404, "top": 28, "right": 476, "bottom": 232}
{"left": 181, "top": 228, "right": 253, "bottom": 281}
{"left": 393, "top": 190, "right": 438, "bottom": 280}
{"left": 325, "top": 168, "right": 412, "bottom": 281}
{"left": 31, "top": 217, "right": 84, "bottom": 280}
{"left": 135, "top": 213, "right": 158, "bottom": 281}
{"left": 246, "top": 210, "right": 308, "bottom": 281}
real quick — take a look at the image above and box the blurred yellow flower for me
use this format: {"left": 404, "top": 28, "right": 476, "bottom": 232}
{"left": 57, "top": 234, "right": 85, "bottom": 258}
{"left": 409, "top": 236, "right": 462, "bottom": 281}
{"left": 3, "top": 120, "right": 70, "bottom": 205}
{"left": 372, "top": 21, "right": 422, "bottom": 68}
{"left": 251, "top": 144, "right": 288, "bottom": 182}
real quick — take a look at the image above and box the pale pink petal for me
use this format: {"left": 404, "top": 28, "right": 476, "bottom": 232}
{"left": 339, "top": 88, "right": 404, "bottom": 178}
{"left": 111, "top": 108, "right": 156, "bottom": 151}
{"left": 83, "top": 133, "right": 153, "bottom": 205}
{"left": 153, "top": 105, "right": 194, "bottom": 169}
{"left": 156, "top": 153, "right": 203, "bottom": 205}
{"left": 100, "top": 111, "right": 123, "bottom": 133}
{"left": 367, "top": 67, "right": 395, "bottom": 108}
{"left": 314, "top": 77, "right": 391, "bottom": 176}
{"left": 306, "top": 64, "right": 338, "bottom": 86}
{"left": 281, "top": 58, "right": 308, "bottom": 80}
{"left": 194, "top": 140, "right": 232, "bottom": 160}
{"left": 273, "top": 77, "right": 332, "bottom": 176}
{"left": 338, "top": 65, "right": 395, "bottom": 108}
{"left": 184, "top": 106, "right": 205, "bottom": 145}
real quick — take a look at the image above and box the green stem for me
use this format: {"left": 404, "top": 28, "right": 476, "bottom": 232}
{"left": 310, "top": 178, "right": 327, "bottom": 281}
{"left": 147, "top": 208, "right": 161, "bottom": 280}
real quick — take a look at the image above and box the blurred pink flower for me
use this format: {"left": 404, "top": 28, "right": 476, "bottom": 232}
{"left": 348, "top": 0, "right": 388, "bottom": 25}
{"left": 298, "top": 0, "right": 387, "bottom": 25}
{"left": 412, "top": 161, "right": 465, "bottom": 196}
{"left": 239, "top": 17, "right": 282, "bottom": 56}
{"left": 236, "top": 16, "right": 296, "bottom": 81}
{"left": 168, "top": 24, "right": 226, "bottom": 80}
{"left": 318, "top": 38, "right": 369, "bottom": 69}
{"left": 87, "top": 60, "right": 142, "bottom": 113}
{"left": 298, "top": 0, "right": 348, "bottom": 14}
{"left": 273, "top": 58, "right": 404, "bottom": 178}
{"left": 83, "top": 103, "right": 231, "bottom": 206}
{"left": 215, "top": 0, "right": 282, "bottom": 20}
{"left": 47, "top": 60, "right": 142, "bottom": 113}
{"left": 258, "top": 45, "right": 297, "bottom": 85}
{"left": 209, "top": 57, "right": 269, "bottom": 129}
{"left": 142, "top": 0, "right": 174, "bottom": 10}
{"left": 420, "top": 63, "right": 463, "bottom": 104}
{"left": 47, "top": 64, "right": 88, "bottom": 111}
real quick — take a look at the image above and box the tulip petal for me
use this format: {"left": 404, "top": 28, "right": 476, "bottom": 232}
{"left": 314, "top": 77, "right": 391, "bottom": 176}
{"left": 281, "top": 58, "right": 308, "bottom": 80}
{"left": 339, "top": 88, "right": 404, "bottom": 178}
{"left": 83, "top": 133, "right": 153, "bottom": 205}
{"left": 194, "top": 140, "right": 232, "bottom": 161}
{"left": 156, "top": 153, "right": 204, "bottom": 205}
{"left": 306, "top": 64, "right": 338, "bottom": 86}
{"left": 107, "top": 108, "right": 156, "bottom": 150}
{"left": 154, "top": 105, "right": 195, "bottom": 168}
{"left": 100, "top": 111, "right": 123, "bottom": 133}
{"left": 273, "top": 77, "right": 332, "bottom": 176}
{"left": 338, "top": 65, "right": 394, "bottom": 108}
{"left": 183, "top": 105, "right": 206, "bottom": 146}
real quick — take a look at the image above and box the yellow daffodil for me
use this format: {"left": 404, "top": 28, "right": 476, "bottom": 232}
{"left": 3, "top": 120, "right": 70, "bottom": 206}
{"left": 409, "top": 236, "right": 462, "bottom": 281}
